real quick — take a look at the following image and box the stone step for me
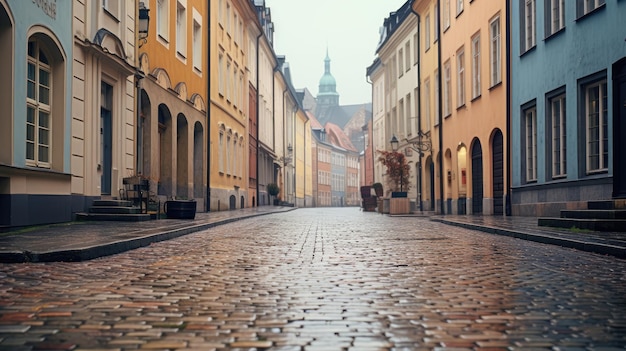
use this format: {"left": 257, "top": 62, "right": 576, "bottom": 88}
{"left": 561, "top": 209, "right": 626, "bottom": 220}
{"left": 89, "top": 206, "right": 144, "bottom": 215}
{"left": 538, "top": 217, "right": 626, "bottom": 232}
{"left": 75, "top": 213, "right": 152, "bottom": 222}
{"left": 92, "top": 199, "right": 133, "bottom": 207}
{"left": 587, "top": 199, "right": 626, "bottom": 210}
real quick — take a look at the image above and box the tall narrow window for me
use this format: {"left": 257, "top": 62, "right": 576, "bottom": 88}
{"left": 577, "top": 0, "right": 605, "bottom": 18}
{"left": 405, "top": 41, "right": 411, "bottom": 72}
{"left": 434, "top": 3, "right": 439, "bottom": 42}
{"left": 424, "top": 78, "right": 431, "bottom": 131}
{"left": 524, "top": 106, "right": 537, "bottom": 182}
{"left": 176, "top": 1, "right": 187, "bottom": 57}
{"left": 425, "top": 14, "right": 431, "bottom": 50}
{"left": 457, "top": 47, "right": 465, "bottom": 107}
{"left": 26, "top": 40, "right": 51, "bottom": 168}
{"left": 192, "top": 15, "right": 202, "bottom": 72}
{"left": 413, "top": 33, "right": 419, "bottom": 65}
{"left": 522, "top": 0, "right": 536, "bottom": 52}
{"left": 550, "top": 94, "right": 567, "bottom": 178}
{"left": 398, "top": 48, "right": 404, "bottom": 77}
{"left": 434, "top": 69, "right": 440, "bottom": 125}
{"left": 490, "top": 16, "right": 501, "bottom": 87}
{"left": 471, "top": 33, "right": 481, "bottom": 99}
{"left": 456, "top": 0, "right": 463, "bottom": 16}
{"left": 443, "top": 61, "right": 451, "bottom": 117}
{"left": 585, "top": 80, "right": 608, "bottom": 173}
{"left": 546, "top": 0, "right": 565, "bottom": 36}
{"left": 219, "top": 131, "right": 224, "bottom": 173}
{"left": 218, "top": 52, "right": 224, "bottom": 95}
{"left": 406, "top": 93, "right": 413, "bottom": 135}
{"left": 157, "top": 0, "right": 169, "bottom": 41}
{"left": 443, "top": 0, "right": 450, "bottom": 30}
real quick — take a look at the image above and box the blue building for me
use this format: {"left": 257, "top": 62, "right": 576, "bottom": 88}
{"left": 0, "top": 0, "right": 73, "bottom": 227}
{"left": 511, "top": 0, "right": 626, "bottom": 216}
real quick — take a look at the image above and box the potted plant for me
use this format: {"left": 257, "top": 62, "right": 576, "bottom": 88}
{"left": 267, "top": 183, "right": 280, "bottom": 205}
{"left": 377, "top": 150, "right": 411, "bottom": 196}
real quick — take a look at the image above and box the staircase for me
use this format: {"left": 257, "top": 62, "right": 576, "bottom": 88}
{"left": 76, "top": 199, "right": 152, "bottom": 222}
{"left": 538, "top": 200, "right": 626, "bottom": 232}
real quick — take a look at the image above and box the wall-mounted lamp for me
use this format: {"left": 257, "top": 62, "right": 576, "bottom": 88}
{"left": 138, "top": 2, "right": 150, "bottom": 47}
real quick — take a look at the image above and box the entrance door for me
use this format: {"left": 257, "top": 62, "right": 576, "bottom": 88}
{"left": 100, "top": 82, "right": 113, "bottom": 195}
{"left": 613, "top": 58, "right": 626, "bottom": 198}
{"left": 492, "top": 130, "right": 504, "bottom": 215}
{"left": 472, "top": 141, "right": 483, "bottom": 214}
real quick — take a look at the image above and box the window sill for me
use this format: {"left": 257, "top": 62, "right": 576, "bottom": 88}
{"left": 471, "top": 94, "right": 481, "bottom": 102}
{"left": 489, "top": 81, "right": 502, "bottom": 91}
{"left": 544, "top": 27, "right": 565, "bottom": 42}
{"left": 576, "top": 4, "right": 606, "bottom": 22}
{"left": 456, "top": 103, "right": 466, "bottom": 111}
{"left": 520, "top": 45, "right": 536, "bottom": 58}
{"left": 103, "top": 7, "right": 120, "bottom": 23}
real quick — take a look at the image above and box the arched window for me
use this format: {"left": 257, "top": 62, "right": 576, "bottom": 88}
{"left": 26, "top": 39, "right": 52, "bottom": 168}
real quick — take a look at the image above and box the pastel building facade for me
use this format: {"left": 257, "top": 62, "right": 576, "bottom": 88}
{"left": 511, "top": 0, "right": 626, "bottom": 216}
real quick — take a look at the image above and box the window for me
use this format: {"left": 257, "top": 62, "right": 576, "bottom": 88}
{"left": 443, "top": 0, "right": 450, "bottom": 30}
{"left": 192, "top": 13, "right": 202, "bottom": 72}
{"left": 456, "top": 0, "right": 463, "bottom": 16}
{"left": 219, "top": 131, "right": 224, "bottom": 173}
{"left": 457, "top": 47, "right": 465, "bottom": 107}
{"left": 218, "top": 52, "right": 224, "bottom": 95}
{"left": 424, "top": 78, "right": 431, "bottom": 131}
{"left": 398, "top": 49, "right": 404, "bottom": 77}
{"left": 434, "top": 3, "right": 439, "bottom": 42}
{"left": 490, "top": 16, "right": 501, "bottom": 87}
{"left": 584, "top": 79, "right": 608, "bottom": 173}
{"left": 524, "top": 105, "right": 537, "bottom": 182}
{"left": 176, "top": 1, "right": 187, "bottom": 57}
{"left": 399, "top": 99, "right": 405, "bottom": 136}
{"left": 471, "top": 33, "right": 481, "bottom": 99}
{"left": 157, "top": 0, "right": 169, "bottom": 41}
{"left": 577, "top": 0, "right": 605, "bottom": 18}
{"left": 413, "top": 33, "right": 418, "bottom": 65}
{"left": 102, "top": 0, "right": 119, "bottom": 18}
{"left": 226, "top": 59, "right": 231, "bottom": 101}
{"left": 522, "top": 0, "right": 536, "bottom": 52}
{"left": 405, "top": 41, "right": 411, "bottom": 72}
{"left": 546, "top": 0, "right": 565, "bottom": 36}
{"left": 406, "top": 93, "right": 412, "bottom": 135}
{"left": 549, "top": 93, "right": 566, "bottom": 178}
{"left": 434, "top": 69, "right": 440, "bottom": 125}
{"left": 425, "top": 14, "right": 431, "bottom": 50}
{"left": 443, "top": 60, "right": 451, "bottom": 117}
{"left": 227, "top": 135, "right": 231, "bottom": 175}
{"left": 26, "top": 40, "right": 51, "bottom": 167}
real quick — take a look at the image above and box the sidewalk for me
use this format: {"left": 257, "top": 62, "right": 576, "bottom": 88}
{"left": 432, "top": 215, "right": 626, "bottom": 259}
{"left": 0, "top": 208, "right": 624, "bottom": 263}
{"left": 0, "top": 206, "right": 296, "bottom": 263}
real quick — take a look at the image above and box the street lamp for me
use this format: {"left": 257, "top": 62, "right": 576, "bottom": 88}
{"left": 389, "top": 135, "right": 403, "bottom": 192}
{"left": 138, "top": 2, "right": 150, "bottom": 47}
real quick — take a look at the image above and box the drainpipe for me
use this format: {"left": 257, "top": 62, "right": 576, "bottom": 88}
{"left": 410, "top": 6, "right": 422, "bottom": 212}
{"left": 366, "top": 75, "right": 374, "bottom": 186}
{"left": 437, "top": 0, "right": 444, "bottom": 215}
{"left": 206, "top": 1, "right": 212, "bottom": 211}
{"left": 256, "top": 32, "right": 262, "bottom": 206}
{"left": 505, "top": 0, "right": 512, "bottom": 216}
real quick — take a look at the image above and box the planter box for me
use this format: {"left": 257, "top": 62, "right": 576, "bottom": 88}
{"left": 390, "top": 197, "right": 410, "bottom": 215}
{"left": 391, "top": 191, "right": 408, "bottom": 198}
{"left": 164, "top": 200, "right": 197, "bottom": 219}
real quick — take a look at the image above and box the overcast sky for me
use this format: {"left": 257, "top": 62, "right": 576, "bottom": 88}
{"left": 266, "top": 0, "right": 408, "bottom": 106}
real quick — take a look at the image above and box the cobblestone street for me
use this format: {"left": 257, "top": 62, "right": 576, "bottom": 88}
{"left": 0, "top": 208, "right": 625, "bottom": 350}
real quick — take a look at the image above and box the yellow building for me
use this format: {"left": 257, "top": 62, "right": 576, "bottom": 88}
{"left": 209, "top": 0, "right": 256, "bottom": 210}
{"left": 138, "top": 0, "right": 208, "bottom": 210}
{"left": 438, "top": 0, "right": 507, "bottom": 215}
{"left": 412, "top": 0, "right": 507, "bottom": 215}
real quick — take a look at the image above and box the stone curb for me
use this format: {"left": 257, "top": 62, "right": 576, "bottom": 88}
{"left": 432, "top": 218, "right": 626, "bottom": 259}
{"left": 0, "top": 209, "right": 296, "bottom": 263}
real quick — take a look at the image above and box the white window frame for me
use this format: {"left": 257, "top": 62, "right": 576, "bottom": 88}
{"left": 443, "top": 0, "right": 450, "bottom": 30}
{"left": 523, "top": 0, "right": 536, "bottom": 52}
{"left": 192, "top": 9, "right": 202, "bottom": 73}
{"left": 157, "top": 0, "right": 169, "bottom": 42}
{"left": 585, "top": 80, "right": 608, "bottom": 173}
{"left": 218, "top": 52, "right": 224, "bottom": 96}
{"left": 548, "top": 0, "right": 565, "bottom": 36}
{"left": 490, "top": 15, "right": 501, "bottom": 87}
{"left": 456, "top": 0, "right": 463, "bottom": 16}
{"left": 398, "top": 48, "right": 404, "bottom": 77}
{"left": 405, "top": 41, "right": 411, "bottom": 72}
{"left": 413, "top": 33, "right": 419, "bottom": 65}
{"left": 219, "top": 131, "right": 224, "bottom": 173}
{"left": 471, "top": 33, "right": 481, "bottom": 99}
{"left": 424, "top": 77, "right": 431, "bottom": 131}
{"left": 524, "top": 106, "right": 537, "bottom": 182}
{"left": 434, "top": 69, "right": 440, "bottom": 125}
{"left": 550, "top": 93, "right": 567, "bottom": 178}
{"left": 457, "top": 47, "right": 465, "bottom": 107}
{"left": 425, "top": 14, "right": 431, "bottom": 50}
{"left": 26, "top": 40, "right": 52, "bottom": 168}
{"left": 443, "top": 60, "right": 451, "bottom": 117}
{"left": 434, "top": 3, "right": 440, "bottom": 42}
{"left": 176, "top": 1, "right": 187, "bottom": 58}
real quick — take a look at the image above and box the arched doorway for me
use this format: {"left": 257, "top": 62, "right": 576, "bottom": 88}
{"left": 240, "top": 196, "right": 245, "bottom": 209}
{"left": 176, "top": 114, "right": 188, "bottom": 199}
{"left": 492, "top": 130, "right": 504, "bottom": 215}
{"left": 229, "top": 195, "right": 236, "bottom": 210}
{"left": 193, "top": 121, "right": 203, "bottom": 200}
{"left": 158, "top": 104, "right": 173, "bottom": 196}
{"left": 471, "top": 139, "right": 483, "bottom": 214}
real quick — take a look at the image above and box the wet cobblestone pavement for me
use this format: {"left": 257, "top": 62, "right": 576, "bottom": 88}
{"left": 0, "top": 207, "right": 625, "bottom": 350}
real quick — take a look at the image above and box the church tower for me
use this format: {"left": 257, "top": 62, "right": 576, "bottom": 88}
{"left": 316, "top": 49, "right": 340, "bottom": 109}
